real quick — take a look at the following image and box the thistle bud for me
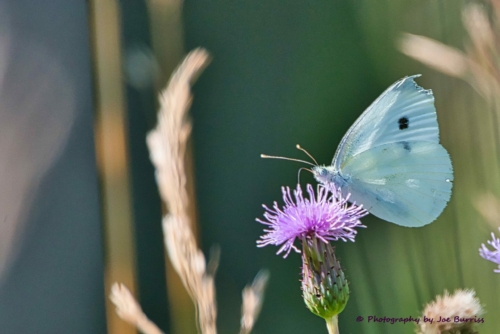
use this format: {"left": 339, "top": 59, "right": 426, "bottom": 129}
{"left": 301, "top": 236, "right": 349, "bottom": 320}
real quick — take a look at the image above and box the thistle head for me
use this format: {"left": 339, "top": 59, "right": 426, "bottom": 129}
{"left": 257, "top": 184, "right": 367, "bottom": 257}
{"left": 417, "top": 289, "right": 484, "bottom": 334}
{"left": 301, "top": 237, "right": 349, "bottom": 319}
{"left": 479, "top": 227, "right": 500, "bottom": 273}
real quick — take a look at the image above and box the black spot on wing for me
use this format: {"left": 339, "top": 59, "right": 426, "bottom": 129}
{"left": 398, "top": 117, "right": 409, "bottom": 130}
{"left": 400, "top": 141, "right": 411, "bottom": 152}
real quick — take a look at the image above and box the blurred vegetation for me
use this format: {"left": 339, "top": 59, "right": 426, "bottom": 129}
{"left": 102, "top": 0, "right": 500, "bottom": 333}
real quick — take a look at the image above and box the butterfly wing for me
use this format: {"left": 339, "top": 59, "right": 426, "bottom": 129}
{"left": 339, "top": 141, "right": 453, "bottom": 227}
{"left": 331, "top": 75, "right": 453, "bottom": 227}
{"left": 333, "top": 75, "right": 439, "bottom": 170}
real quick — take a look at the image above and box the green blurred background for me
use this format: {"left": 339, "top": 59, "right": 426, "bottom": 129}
{"left": 0, "top": 0, "right": 498, "bottom": 333}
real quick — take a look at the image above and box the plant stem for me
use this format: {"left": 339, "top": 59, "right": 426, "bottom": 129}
{"left": 326, "top": 315, "right": 339, "bottom": 334}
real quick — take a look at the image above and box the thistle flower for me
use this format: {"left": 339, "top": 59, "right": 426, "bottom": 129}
{"left": 257, "top": 184, "right": 366, "bottom": 334}
{"left": 479, "top": 227, "right": 500, "bottom": 273}
{"left": 417, "top": 289, "right": 484, "bottom": 334}
{"left": 257, "top": 184, "right": 367, "bottom": 257}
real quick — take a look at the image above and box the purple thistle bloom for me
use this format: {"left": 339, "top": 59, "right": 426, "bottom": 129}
{"left": 257, "top": 184, "right": 367, "bottom": 257}
{"left": 480, "top": 228, "right": 500, "bottom": 273}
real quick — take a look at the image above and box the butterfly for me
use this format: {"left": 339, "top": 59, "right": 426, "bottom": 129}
{"left": 263, "top": 75, "right": 453, "bottom": 227}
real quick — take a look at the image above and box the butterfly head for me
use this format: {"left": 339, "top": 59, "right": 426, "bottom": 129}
{"left": 312, "top": 165, "right": 338, "bottom": 185}
{"left": 261, "top": 145, "right": 347, "bottom": 185}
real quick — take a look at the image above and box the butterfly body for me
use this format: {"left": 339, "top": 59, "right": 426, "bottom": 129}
{"left": 312, "top": 75, "right": 453, "bottom": 227}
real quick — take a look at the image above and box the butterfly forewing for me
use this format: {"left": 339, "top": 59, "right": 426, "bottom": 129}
{"left": 333, "top": 75, "right": 439, "bottom": 170}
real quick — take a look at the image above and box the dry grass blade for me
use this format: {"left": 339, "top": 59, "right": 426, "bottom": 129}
{"left": 398, "top": 33, "right": 468, "bottom": 78}
{"left": 240, "top": 270, "right": 270, "bottom": 334}
{"left": 147, "top": 48, "right": 210, "bottom": 218}
{"left": 147, "top": 48, "right": 217, "bottom": 334}
{"left": 462, "top": 4, "right": 495, "bottom": 62}
{"left": 162, "top": 215, "right": 217, "bottom": 334}
{"left": 109, "top": 283, "right": 164, "bottom": 334}
{"left": 474, "top": 193, "right": 500, "bottom": 229}
{"left": 135, "top": 47, "right": 267, "bottom": 334}
{"left": 399, "top": 2, "right": 500, "bottom": 104}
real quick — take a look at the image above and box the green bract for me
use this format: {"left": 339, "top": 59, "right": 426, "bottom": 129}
{"left": 301, "top": 237, "right": 349, "bottom": 319}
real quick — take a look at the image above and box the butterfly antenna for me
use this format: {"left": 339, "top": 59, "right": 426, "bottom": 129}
{"left": 296, "top": 144, "right": 318, "bottom": 165}
{"left": 297, "top": 167, "right": 312, "bottom": 183}
{"left": 260, "top": 154, "right": 316, "bottom": 166}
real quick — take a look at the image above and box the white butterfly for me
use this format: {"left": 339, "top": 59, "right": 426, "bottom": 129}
{"left": 264, "top": 75, "right": 453, "bottom": 227}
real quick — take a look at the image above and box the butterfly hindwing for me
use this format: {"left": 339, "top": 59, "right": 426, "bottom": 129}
{"left": 339, "top": 141, "right": 453, "bottom": 227}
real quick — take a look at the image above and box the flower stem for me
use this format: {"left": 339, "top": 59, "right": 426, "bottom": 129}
{"left": 326, "top": 315, "right": 339, "bottom": 334}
